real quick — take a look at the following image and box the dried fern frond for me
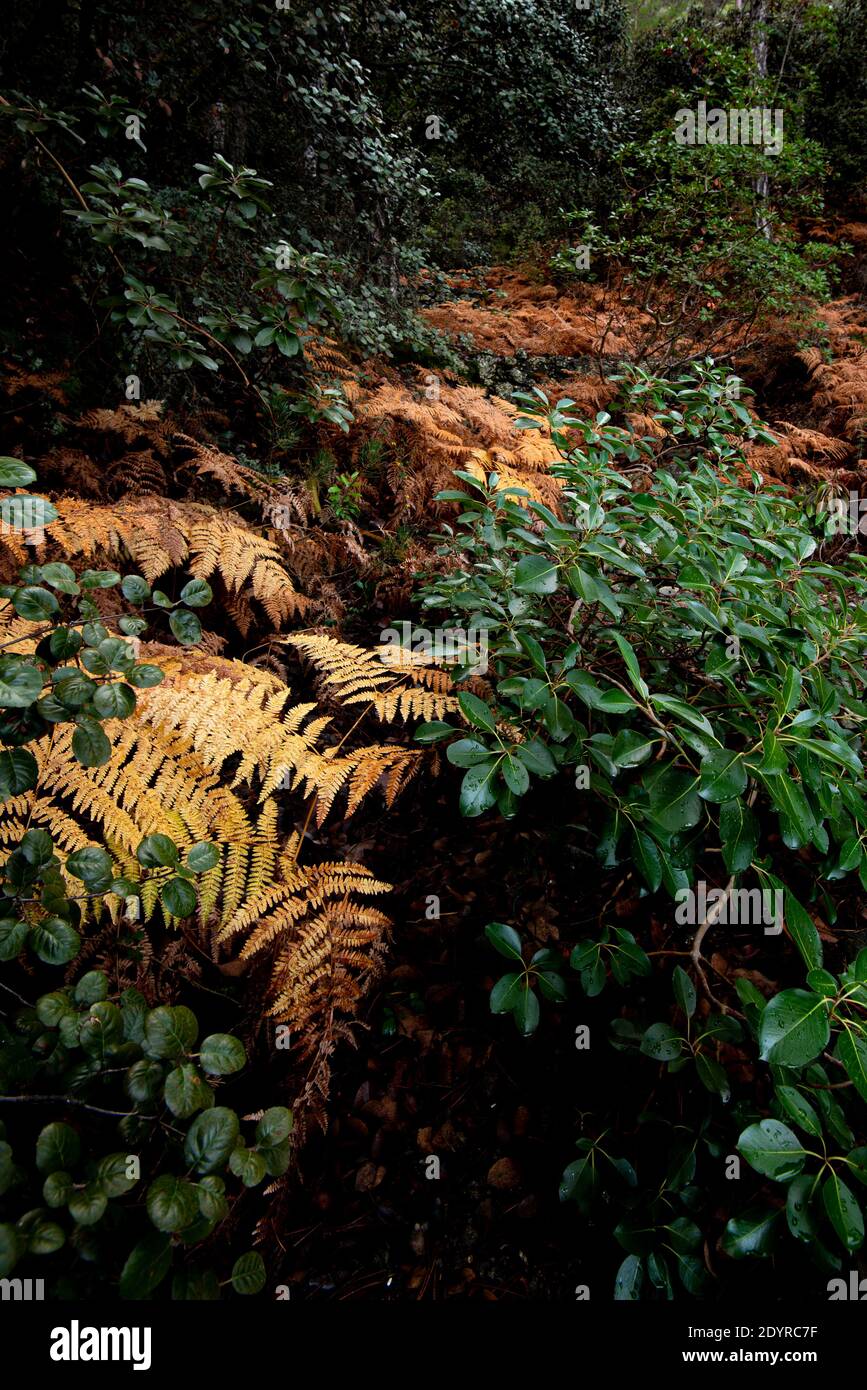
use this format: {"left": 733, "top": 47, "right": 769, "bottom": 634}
{"left": 3, "top": 716, "right": 266, "bottom": 929}
{"left": 137, "top": 651, "right": 421, "bottom": 823}
{"left": 286, "top": 633, "right": 460, "bottom": 723}
{"left": 217, "top": 832, "right": 392, "bottom": 1118}
{"left": 28, "top": 496, "right": 307, "bottom": 629}
{"left": 0, "top": 613, "right": 398, "bottom": 1118}
{"left": 302, "top": 335, "right": 355, "bottom": 377}
{"left": 174, "top": 434, "right": 291, "bottom": 510}
{"left": 796, "top": 346, "right": 828, "bottom": 375}
{"left": 348, "top": 376, "right": 565, "bottom": 516}
{"left": 3, "top": 363, "right": 69, "bottom": 404}
{"left": 774, "top": 422, "right": 852, "bottom": 462}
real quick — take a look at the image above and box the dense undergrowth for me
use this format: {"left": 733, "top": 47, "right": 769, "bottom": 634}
{"left": 2, "top": 0, "right": 867, "bottom": 1304}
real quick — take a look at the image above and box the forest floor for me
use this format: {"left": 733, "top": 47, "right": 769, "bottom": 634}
{"left": 5, "top": 239, "right": 867, "bottom": 1300}
{"left": 258, "top": 247, "right": 867, "bottom": 1299}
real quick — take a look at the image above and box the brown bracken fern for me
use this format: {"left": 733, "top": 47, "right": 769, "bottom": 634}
{"left": 217, "top": 831, "right": 391, "bottom": 1116}
{"left": 0, "top": 606, "right": 403, "bottom": 1119}
{"left": 286, "top": 632, "right": 460, "bottom": 723}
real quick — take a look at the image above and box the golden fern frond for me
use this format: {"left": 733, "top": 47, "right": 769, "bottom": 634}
{"left": 174, "top": 434, "right": 284, "bottom": 505}
{"left": 0, "top": 610, "right": 396, "bottom": 1120}
{"left": 188, "top": 514, "right": 307, "bottom": 625}
{"left": 285, "top": 633, "right": 460, "bottom": 722}
{"left": 137, "top": 651, "right": 420, "bottom": 823}
{"left": 5, "top": 720, "right": 263, "bottom": 928}
{"left": 75, "top": 401, "right": 168, "bottom": 443}
{"left": 31, "top": 497, "right": 305, "bottom": 628}
{"left": 797, "top": 347, "right": 827, "bottom": 375}
{"left": 217, "top": 833, "right": 391, "bottom": 1118}
{"left": 773, "top": 422, "right": 851, "bottom": 461}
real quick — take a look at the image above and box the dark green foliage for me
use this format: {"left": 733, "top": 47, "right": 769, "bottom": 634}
{"left": 422, "top": 363, "right": 867, "bottom": 1294}
{"left": 0, "top": 968, "right": 289, "bottom": 1297}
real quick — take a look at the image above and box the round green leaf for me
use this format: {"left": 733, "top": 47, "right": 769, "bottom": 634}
{"left": 40, "top": 563, "right": 79, "bottom": 595}
{"left": 36, "top": 1122, "right": 80, "bottom": 1175}
{"left": 49, "top": 628, "right": 83, "bottom": 660}
{"left": 36, "top": 989, "right": 74, "bottom": 1027}
{"left": 144, "top": 1005, "right": 198, "bottom": 1059}
{"left": 79, "top": 1001, "right": 124, "bottom": 1057}
{"left": 129, "top": 664, "right": 164, "bottom": 688}
{"left": 196, "top": 1175, "right": 228, "bottom": 1222}
{"left": 28, "top": 916, "right": 80, "bottom": 965}
{"left": 186, "top": 841, "right": 219, "bottom": 873}
{"left": 43, "top": 1171, "right": 74, "bottom": 1209}
{"left": 70, "top": 972, "right": 108, "bottom": 1008}
{"left": 72, "top": 719, "right": 112, "bottom": 768}
{"left": 169, "top": 608, "right": 202, "bottom": 645}
{"left": 95, "top": 1152, "right": 139, "bottom": 1198}
{"left": 161, "top": 876, "right": 197, "bottom": 918}
{"left": 79, "top": 568, "right": 121, "bottom": 589}
{"left": 53, "top": 669, "right": 97, "bottom": 708}
{"left": 184, "top": 1107, "right": 240, "bottom": 1174}
{"left": 0, "top": 457, "right": 37, "bottom": 486}
{"left": 120, "top": 1232, "right": 172, "bottom": 1299}
{"left": 21, "top": 1211, "right": 65, "bottom": 1254}
{"left": 146, "top": 1175, "right": 200, "bottom": 1232}
{"left": 0, "top": 660, "right": 43, "bottom": 708}
{"left": 255, "top": 1108, "right": 293, "bottom": 1147}
{"left": 125, "top": 1058, "right": 166, "bottom": 1103}
{"left": 66, "top": 846, "right": 113, "bottom": 889}
{"left": 0, "top": 917, "right": 29, "bottom": 961}
{"left": 121, "top": 574, "right": 151, "bottom": 605}
{"left": 231, "top": 1250, "right": 266, "bottom": 1295}
{"left": 180, "top": 578, "right": 213, "bottom": 608}
{"left": 164, "top": 1063, "right": 214, "bottom": 1118}
{"left": 0, "top": 1224, "right": 21, "bottom": 1277}
{"left": 12, "top": 586, "right": 59, "bottom": 621}
{"left": 229, "top": 1145, "right": 267, "bottom": 1187}
{"left": 199, "top": 1033, "right": 246, "bottom": 1076}
{"left": 92, "top": 682, "right": 136, "bottom": 719}
{"left": 136, "top": 833, "right": 179, "bottom": 868}
{"left": 69, "top": 1183, "right": 108, "bottom": 1226}
{"left": 0, "top": 748, "right": 38, "bottom": 798}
